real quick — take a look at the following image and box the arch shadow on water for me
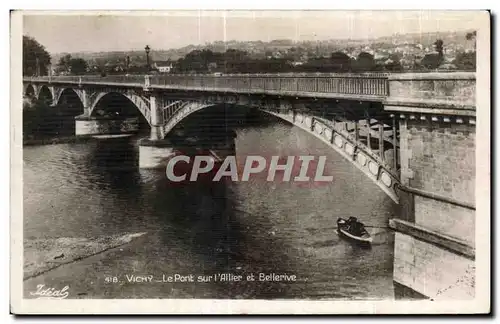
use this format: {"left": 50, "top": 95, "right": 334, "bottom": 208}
{"left": 146, "top": 170, "right": 309, "bottom": 299}
{"left": 146, "top": 108, "right": 310, "bottom": 299}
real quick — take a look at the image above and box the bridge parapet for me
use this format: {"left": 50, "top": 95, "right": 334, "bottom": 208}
{"left": 24, "top": 73, "right": 390, "bottom": 100}
{"left": 24, "top": 72, "right": 477, "bottom": 108}
{"left": 148, "top": 73, "right": 389, "bottom": 98}
{"left": 384, "top": 72, "right": 476, "bottom": 116}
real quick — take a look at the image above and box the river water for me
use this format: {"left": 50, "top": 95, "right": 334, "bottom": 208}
{"left": 23, "top": 112, "right": 397, "bottom": 300}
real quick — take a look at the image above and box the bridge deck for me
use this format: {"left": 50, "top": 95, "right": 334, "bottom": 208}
{"left": 24, "top": 74, "right": 389, "bottom": 102}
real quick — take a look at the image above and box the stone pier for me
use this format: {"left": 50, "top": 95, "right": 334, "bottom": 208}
{"left": 135, "top": 91, "right": 176, "bottom": 169}
{"left": 137, "top": 138, "right": 175, "bottom": 169}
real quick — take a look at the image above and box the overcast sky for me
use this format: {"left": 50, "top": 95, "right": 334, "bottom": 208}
{"left": 22, "top": 11, "right": 484, "bottom": 54}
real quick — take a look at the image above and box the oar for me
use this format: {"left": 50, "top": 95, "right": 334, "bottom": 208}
{"left": 305, "top": 225, "right": 391, "bottom": 232}
{"left": 363, "top": 225, "right": 391, "bottom": 229}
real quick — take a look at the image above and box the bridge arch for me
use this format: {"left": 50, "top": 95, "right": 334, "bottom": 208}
{"left": 37, "top": 85, "right": 53, "bottom": 105}
{"left": 163, "top": 101, "right": 216, "bottom": 136}
{"left": 89, "top": 92, "right": 152, "bottom": 125}
{"left": 55, "top": 88, "right": 85, "bottom": 117}
{"left": 24, "top": 84, "right": 36, "bottom": 98}
{"left": 53, "top": 88, "right": 81, "bottom": 107}
{"left": 161, "top": 101, "right": 400, "bottom": 202}
{"left": 262, "top": 109, "right": 400, "bottom": 202}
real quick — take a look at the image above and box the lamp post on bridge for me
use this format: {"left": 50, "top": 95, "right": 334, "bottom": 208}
{"left": 145, "top": 45, "right": 151, "bottom": 73}
{"left": 35, "top": 56, "right": 40, "bottom": 77}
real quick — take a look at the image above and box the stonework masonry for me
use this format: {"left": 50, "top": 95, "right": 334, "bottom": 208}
{"left": 385, "top": 72, "right": 476, "bottom": 300}
{"left": 393, "top": 232, "right": 474, "bottom": 300}
{"left": 388, "top": 73, "right": 475, "bottom": 107}
{"left": 399, "top": 120, "right": 476, "bottom": 245}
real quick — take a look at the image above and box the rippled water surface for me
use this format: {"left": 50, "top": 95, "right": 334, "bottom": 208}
{"left": 23, "top": 115, "right": 397, "bottom": 299}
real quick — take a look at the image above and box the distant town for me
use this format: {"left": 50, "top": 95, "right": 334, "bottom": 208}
{"left": 23, "top": 29, "right": 477, "bottom": 77}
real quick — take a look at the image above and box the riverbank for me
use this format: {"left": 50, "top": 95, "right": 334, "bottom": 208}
{"left": 23, "top": 232, "right": 147, "bottom": 281}
{"left": 23, "top": 135, "right": 93, "bottom": 146}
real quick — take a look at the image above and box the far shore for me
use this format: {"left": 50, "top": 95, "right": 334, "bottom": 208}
{"left": 23, "top": 135, "right": 93, "bottom": 146}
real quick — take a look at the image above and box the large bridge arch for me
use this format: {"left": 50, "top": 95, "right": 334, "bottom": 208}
{"left": 89, "top": 91, "right": 152, "bottom": 125}
{"left": 262, "top": 109, "right": 400, "bottom": 202}
{"left": 163, "top": 101, "right": 219, "bottom": 136}
{"left": 53, "top": 88, "right": 82, "bottom": 108}
{"left": 55, "top": 88, "right": 86, "bottom": 117}
{"left": 161, "top": 100, "right": 400, "bottom": 202}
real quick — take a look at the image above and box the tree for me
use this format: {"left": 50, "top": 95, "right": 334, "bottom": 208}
{"left": 420, "top": 54, "right": 441, "bottom": 70}
{"left": 466, "top": 31, "right": 477, "bottom": 51}
{"left": 329, "top": 51, "right": 351, "bottom": 72}
{"left": 453, "top": 52, "right": 476, "bottom": 70}
{"left": 69, "top": 58, "right": 88, "bottom": 75}
{"left": 466, "top": 31, "right": 477, "bottom": 41}
{"left": 355, "top": 52, "right": 375, "bottom": 71}
{"left": 420, "top": 39, "right": 445, "bottom": 70}
{"left": 56, "top": 54, "right": 72, "bottom": 74}
{"left": 23, "top": 36, "right": 51, "bottom": 76}
{"left": 434, "top": 39, "right": 444, "bottom": 59}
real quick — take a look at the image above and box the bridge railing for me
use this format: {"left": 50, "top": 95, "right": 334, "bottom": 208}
{"left": 149, "top": 74, "right": 389, "bottom": 97}
{"left": 25, "top": 73, "right": 389, "bottom": 97}
{"left": 26, "top": 75, "right": 147, "bottom": 85}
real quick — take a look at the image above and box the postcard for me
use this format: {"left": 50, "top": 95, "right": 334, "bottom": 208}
{"left": 11, "top": 10, "right": 490, "bottom": 314}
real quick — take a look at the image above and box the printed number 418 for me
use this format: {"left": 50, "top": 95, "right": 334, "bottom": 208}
{"left": 105, "top": 276, "right": 118, "bottom": 283}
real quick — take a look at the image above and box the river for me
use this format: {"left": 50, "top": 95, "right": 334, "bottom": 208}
{"left": 23, "top": 111, "right": 397, "bottom": 300}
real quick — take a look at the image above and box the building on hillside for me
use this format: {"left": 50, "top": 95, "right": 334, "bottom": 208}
{"left": 208, "top": 62, "right": 218, "bottom": 72}
{"left": 154, "top": 61, "right": 174, "bottom": 73}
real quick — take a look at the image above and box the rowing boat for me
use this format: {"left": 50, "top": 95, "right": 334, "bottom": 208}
{"left": 337, "top": 218, "right": 373, "bottom": 244}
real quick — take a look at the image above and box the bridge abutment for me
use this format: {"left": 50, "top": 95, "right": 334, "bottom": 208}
{"left": 74, "top": 115, "right": 140, "bottom": 136}
{"left": 385, "top": 73, "right": 476, "bottom": 300}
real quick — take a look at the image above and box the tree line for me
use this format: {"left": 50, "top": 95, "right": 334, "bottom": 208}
{"left": 173, "top": 48, "right": 396, "bottom": 74}
{"left": 171, "top": 39, "right": 475, "bottom": 74}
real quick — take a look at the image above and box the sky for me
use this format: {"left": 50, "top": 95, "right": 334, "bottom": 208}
{"left": 22, "top": 11, "right": 485, "bottom": 54}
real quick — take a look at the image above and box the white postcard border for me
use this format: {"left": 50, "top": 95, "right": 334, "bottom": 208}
{"left": 9, "top": 10, "right": 491, "bottom": 315}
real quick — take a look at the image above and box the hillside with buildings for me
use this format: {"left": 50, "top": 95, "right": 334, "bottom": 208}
{"left": 48, "top": 29, "right": 476, "bottom": 74}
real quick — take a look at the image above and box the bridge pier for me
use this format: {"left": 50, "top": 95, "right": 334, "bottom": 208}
{"left": 137, "top": 138, "right": 175, "bottom": 169}
{"left": 134, "top": 92, "right": 176, "bottom": 169}
{"left": 148, "top": 94, "right": 165, "bottom": 141}
{"left": 385, "top": 73, "right": 476, "bottom": 300}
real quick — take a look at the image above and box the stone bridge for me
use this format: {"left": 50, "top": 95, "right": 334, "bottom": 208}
{"left": 23, "top": 72, "right": 476, "bottom": 300}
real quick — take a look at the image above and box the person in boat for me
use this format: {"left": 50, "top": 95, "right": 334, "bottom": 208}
{"left": 346, "top": 217, "right": 366, "bottom": 236}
